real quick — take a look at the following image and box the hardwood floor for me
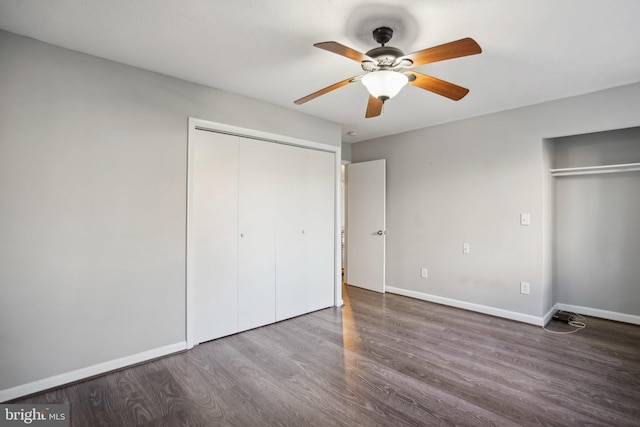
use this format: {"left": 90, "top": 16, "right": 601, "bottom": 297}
{"left": 13, "top": 285, "right": 640, "bottom": 426}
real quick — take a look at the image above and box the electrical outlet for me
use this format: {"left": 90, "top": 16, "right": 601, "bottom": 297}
{"left": 463, "top": 243, "right": 470, "bottom": 254}
{"left": 421, "top": 268, "right": 428, "bottom": 279}
{"left": 520, "top": 282, "right": 530, "bottom": 295}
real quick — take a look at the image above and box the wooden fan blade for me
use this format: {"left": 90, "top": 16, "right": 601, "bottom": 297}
{"left": 365, "top": 95, "right": 383, "bottom": 118}
{"left": 294, "top": 76, "right": 360, "bottom": 105}
{"left": 314, "top": 41, "right": 373, "bottom": 63}
{"left": 403, "top": 38, "right": 481, "bottom": 67}
{"left": 407, "top": 72, "right": 470, "bottom": 101}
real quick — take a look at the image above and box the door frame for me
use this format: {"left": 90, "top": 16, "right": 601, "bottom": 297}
{"left": 186, "top": 117, "right": 342, "bottom": 349}
{"left": 340, "top": 160, "right": 350, "bottom": 285}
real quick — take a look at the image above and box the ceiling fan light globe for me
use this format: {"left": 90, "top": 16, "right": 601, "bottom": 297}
{"left": 362, "top": 70, "right": 408, "bottom": 101}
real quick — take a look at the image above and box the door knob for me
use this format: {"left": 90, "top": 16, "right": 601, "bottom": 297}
{"left": 377, "top": 230, "right": 386, "bottom": 235}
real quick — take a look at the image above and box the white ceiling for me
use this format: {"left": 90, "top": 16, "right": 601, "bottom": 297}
{"left": 1, "top": 0, "right": 640, "bottom": 143}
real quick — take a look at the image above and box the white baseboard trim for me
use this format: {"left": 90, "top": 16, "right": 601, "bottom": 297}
{"left": 542, "top": 303, "right": 560, "bottom": 326}
{"left": 385, "top": 286, "right": 545, "bottom": 326}
{"left": 384, "top": 287, "right": 640, "bottom": 328}
{"left": 556, "top": 304, "right": 640, "bottom": 325}
{"left": 0, "top": 341, "right": 187, "bottom": 403}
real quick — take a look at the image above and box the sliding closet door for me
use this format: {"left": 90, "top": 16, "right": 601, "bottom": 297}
{"left": 238, "top": 138, "right": 277, "bottom": 330}
{"left": 190, "top": 131, "right": 239, "bottom": 343}
{"left": 274, "top": 144, "right": 308, "bottom": 321}
{"left": 306, "top": 149, "right": 335, "bottom": 311}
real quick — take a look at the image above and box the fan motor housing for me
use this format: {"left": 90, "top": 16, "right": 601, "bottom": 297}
{"left": 364, "top": 46, "right": 405, "bottom": 68}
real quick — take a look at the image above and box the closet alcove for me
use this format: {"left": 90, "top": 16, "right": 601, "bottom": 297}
{"left": 549, "top": 126, "right": 640, "bottom": 317}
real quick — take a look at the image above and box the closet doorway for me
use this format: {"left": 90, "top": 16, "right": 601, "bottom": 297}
{"left": 186, "top": 118, "right": 342, "bottom": 348}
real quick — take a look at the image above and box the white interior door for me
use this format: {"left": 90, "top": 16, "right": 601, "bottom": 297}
{"left": 346, "top": 159, "right": 386, "bottom": 293}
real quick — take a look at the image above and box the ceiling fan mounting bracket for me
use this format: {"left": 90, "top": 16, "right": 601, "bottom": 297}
{"left": 372, "top": 27, "right": 394, "bottom": 46}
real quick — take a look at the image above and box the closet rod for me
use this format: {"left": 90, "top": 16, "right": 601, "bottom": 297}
{"left": 550, "top": 162, "right": 640, "bottom": 177}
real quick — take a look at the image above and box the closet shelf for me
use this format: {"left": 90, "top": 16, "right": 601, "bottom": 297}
{"left": 550, "top": 162, "right": 640, "bottom": 177}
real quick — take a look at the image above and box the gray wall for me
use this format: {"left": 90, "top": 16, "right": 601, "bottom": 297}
{"left": 552, "top": 127, "right": 640, "bottom": 168}
{"left": 552, "top": 128, "right": 640, "bottom": 315}
{"left": 0, "top": 30, "right": 340, "bottom": 391}
{"left": 352, "top": 83, "right": 640, "bottom": 318}
{"left": 341, "top": 142, "right": 352, "bottom": 162}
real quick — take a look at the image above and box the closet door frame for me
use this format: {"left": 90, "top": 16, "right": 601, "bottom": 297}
{"left": 186, "top": 117, "right": 342, "bottom": 349}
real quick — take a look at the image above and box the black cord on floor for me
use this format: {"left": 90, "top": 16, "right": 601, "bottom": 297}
{"left": 542, "top": 311, "right": 586, "bottom": 334}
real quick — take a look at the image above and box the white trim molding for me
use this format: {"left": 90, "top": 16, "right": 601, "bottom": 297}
{"left": 542, "top": 303, "right": 560, "bottom": 326}
{"left": 385, "top": 286, "right": 545, "bottom": 326}
{"left": 382, "top": 288, "right": 640, "bottom": 328}
{"left": 556, "top": 303, "right": 640, "bottom": 325}
{"left": 0, "top": 342, "right": 187, "bottom": 403}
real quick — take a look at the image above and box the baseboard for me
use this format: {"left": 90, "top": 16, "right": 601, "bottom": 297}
{"left": 385, "top": 286, "right": 545, "bottom": 326}
{"left": 383, "top": 287, "right": 640, "bottom": 328}
{"left": 542, "top": 303, "right": 560, "bottom": 326}
{"left": 556, "top": 303, "right": 640, "bottom": 325}
{"left": 0, "top": 341, "right": 187, "bottom": 403}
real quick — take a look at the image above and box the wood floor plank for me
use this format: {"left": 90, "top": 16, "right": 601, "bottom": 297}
{"left": 11, "top": 285, "right": 640, "bottom": 426}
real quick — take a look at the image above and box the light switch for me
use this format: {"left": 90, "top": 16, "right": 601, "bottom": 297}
{"left": 520, "top": 213, "right": 531, "bottom": 226}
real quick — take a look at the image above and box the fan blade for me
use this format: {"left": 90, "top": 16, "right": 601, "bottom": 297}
{"left": 365, "top": 95, "right": 383, "bottom": 118}
{"left": 407, "top": 72, "right": 470, "bottom": 101}
{"left": 314, "top": 41, "right": 373, "bottom": 63}
{"left": 402, "top": 38, "right": 481, "bottom": 67}
{"left": 294, "top": 76, "right": 360, "bottom": 105}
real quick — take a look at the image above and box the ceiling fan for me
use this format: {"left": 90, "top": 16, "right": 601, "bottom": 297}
{"left": 294, "top": 27, "right": 482, "bottom": 118}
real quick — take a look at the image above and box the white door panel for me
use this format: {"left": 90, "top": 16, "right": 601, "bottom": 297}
{"left": 238, "top": 139, "right": 276, "bottom": 331}
{"left": 190, "top": 131, "right": 239, "bottom": 343}
{"left": 274, "top": 144, "right": 308, "bottom": 321}
{"left": 346, "top": 159, "right": 386, "bottom": 293}
{"left": 306, "top": 150, "right": 336, "bottom": 310}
